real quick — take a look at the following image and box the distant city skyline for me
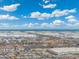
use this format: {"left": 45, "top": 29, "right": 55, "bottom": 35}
{"left": 0, "top": 0, "right": 79, "bottom": 30}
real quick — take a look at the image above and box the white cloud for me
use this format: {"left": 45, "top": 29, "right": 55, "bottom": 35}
{"left": 42, "top": 4, "right": 57, "bottom": 8}
{"left": 52, "top": 9, "right": 76, "bottom": 17}
{"left": 21, "top": 23, "right": 40, "bottom": 29}
{"left": 0, "top": 23, "right": 10, "bottom": 29}
{"left": 23, "top": 23, "right": 53, "bottom": 29}
{"left": 65, "top": 15, "right": 75, "bottom": 19}
{"left": 22, "top": 20, "right": 65, "bottom": 29}
{"left": 29, "top": 8, "right": 76, "bottom": 19}
{"left": 19, "top": 22, "right": 53, "bottom": 29}
{"left": 53, "top": 20, "right": 64, "bottom": 26}
{"left": 65, "top": 15, "right": 78, "bottom": 24}
{"left": 30, "top": 12, "right": 51, "bottom": 19}
{"left": 0, "top": 20, "right": 79, "bottom": 29}
{"left": 43, "top": 0, "right": 50, "bottom": 4}
{"left": 41, "top": 23, "right": 49, "bottom": 27}
{"left": 0, "top": 14, "right": 18, "bottom": 20}
{"left": 40, "top": 0, "right": 56, "bottom": 9}
{"left": 68, "top": 19, "right": 77, "bottom": 24}
{"left": 66, "top": 22, "right": 79, "bottom": 29}
{"left": 27, "top": 23, "right": 34, "bottom": 28}
{"left": 0, "top": 23, "right": 9, "bottom": 26}
{"left": 23, "top": 23, "right": 36, "bottom": 28}
{"left": 30, "top": 12, "right": 41, "bottom": 18}
{"left": 64, "top": 16, "right": 79, "bottom": 29}
{"left": 74, "top": 23, "right": 79, "bottom": 26}
{"left": 0, "top": 3, "right": 20, "bottom": 12}
{"left": 41, "top": 23, "right": 55, "bottom": 28}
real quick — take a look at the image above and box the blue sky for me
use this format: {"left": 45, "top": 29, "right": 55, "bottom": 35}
{"left": 0, "top": 0, "right": 79, "bottom": 29}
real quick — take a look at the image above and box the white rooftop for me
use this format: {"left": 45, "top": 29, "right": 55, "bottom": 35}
{"left": 49, "top": 47, "right": 79, "bottom": 54}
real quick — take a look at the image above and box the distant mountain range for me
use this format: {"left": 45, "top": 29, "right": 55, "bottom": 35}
{"left": 0, "top": 29, "right": 79, "bottom": 31}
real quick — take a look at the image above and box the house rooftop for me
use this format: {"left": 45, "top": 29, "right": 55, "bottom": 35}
{"left": 49, "top": 47, "right": 79, "bottom": 54}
